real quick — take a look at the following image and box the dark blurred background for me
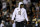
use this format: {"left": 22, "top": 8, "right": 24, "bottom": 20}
{"left": 0, "top": 0, "right": 40, "bottom": 27}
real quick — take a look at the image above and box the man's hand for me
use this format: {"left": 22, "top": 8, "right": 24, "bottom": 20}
{"left": 27, "top": 21, "right": 29, "bottom": 24}
{"left": 11, "top": 20, "right": 14, "bottom": 24}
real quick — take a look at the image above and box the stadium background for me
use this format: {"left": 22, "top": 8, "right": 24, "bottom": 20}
{"left": 0, "top": 0, "right": 40, "bottom": 27}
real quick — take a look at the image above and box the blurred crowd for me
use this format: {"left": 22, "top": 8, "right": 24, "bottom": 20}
{"left": 0, "top": 0, "right": 40, "bottom": 27}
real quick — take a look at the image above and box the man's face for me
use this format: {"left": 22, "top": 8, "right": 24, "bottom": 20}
{"left": 20, "top": 4, "right": 24, "bottom": 8}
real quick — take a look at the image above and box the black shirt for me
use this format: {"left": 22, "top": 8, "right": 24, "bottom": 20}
{"left": 12, "top": 0, "right": 16, "bottom": 5}
{"left": 0, "top": 1, "right": 2, "bottom": 10}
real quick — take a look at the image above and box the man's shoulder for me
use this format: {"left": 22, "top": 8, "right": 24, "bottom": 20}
{"left": 15, "top": 7, "right": 19, "bottom": 10}
{"left": 22, "top": 8, "right": 26, "bottom": 11}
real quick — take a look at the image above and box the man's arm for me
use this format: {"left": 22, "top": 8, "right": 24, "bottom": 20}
{"left": 24, "top": 9, "right": 28, "bottom": 21}
{"left": 11, "top": 9, "right": 16, "bottom": 24}
{"left": 24, "top": 9, "right": 29, "bottom": 24}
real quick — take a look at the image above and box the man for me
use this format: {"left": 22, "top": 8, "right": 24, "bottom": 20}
{"left": 23, "top": 0, "right": 31, "bottom": 4}
{"left": 1, "top": 20, "right": 5, "bottom": 27}
{"left": 2, "top": 0, "right": 7, "bottom": 11}
{"left": 23, "top": 0, "right": 31, "bottom": 9}
{"left": 11, "top": 2, "right": 29, "bottom": 27}
{"left": 0, "top": 1, "right": 2, "bottom": 11}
